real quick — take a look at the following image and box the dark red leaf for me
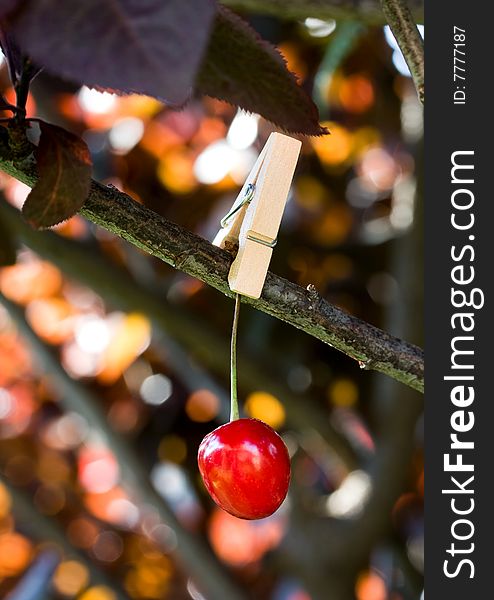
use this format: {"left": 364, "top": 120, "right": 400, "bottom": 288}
{"left": 0, "top": 0, "right": 20, "bottom": 20}
{"left": 23, "top": 121, "right": 92, "bottom": 228}
{"left": 196, "top": 7, "right": 327, "bottom": 136}
{"left": 7, "top": 0, "right": 216, "bottom": 105}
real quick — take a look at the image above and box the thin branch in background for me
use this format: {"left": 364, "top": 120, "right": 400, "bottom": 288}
{"left": 0, "top": 293, "right": 248, "bottom": 600}
{"left": 381, "top": 0, "right": 424, "bottom": 103}
{"left": 0, "top": 154, "right": 424, "bottom": 392}
{"left": 223, "top": 0, "right": 424, "bottom": 23}
{"left": 6, "top": 551, "right": 59, "bottom": 600}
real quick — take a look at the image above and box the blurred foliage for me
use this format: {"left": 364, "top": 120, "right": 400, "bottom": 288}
{"left": 0, "top": 13, "right": 423, "bottom": 600}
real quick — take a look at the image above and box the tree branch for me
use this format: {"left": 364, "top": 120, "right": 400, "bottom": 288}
{"left": 221, "top": 0, "right": 423, "bottom": 23}
{"left": 0, "top": 197, "right": 359, "bottom": 469}
{"left": 0, "top": 150, "right": 423, "bottom": 393}
{"left": 381, "top": 0, "right": 424, "bottom": 102}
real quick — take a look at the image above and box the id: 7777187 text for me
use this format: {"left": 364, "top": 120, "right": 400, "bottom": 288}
{"left": 453, "top": 26, "right": 466, "bottom": 105}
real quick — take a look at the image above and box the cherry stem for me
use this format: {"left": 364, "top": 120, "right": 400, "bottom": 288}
{"left": 230, "top": 294, "right": 241, "bottom": 421}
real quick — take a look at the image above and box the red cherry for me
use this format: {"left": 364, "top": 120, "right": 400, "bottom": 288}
{"left": 198, "top": 418, "right": 291, "bottom": 520}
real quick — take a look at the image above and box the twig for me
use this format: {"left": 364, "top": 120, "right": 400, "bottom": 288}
{"left": 381, "top": 0, "right": 424, "bottom": 103}
{"left": 223, "top": 0, "right": 424, "bottom": 23}
{"left": 0, "top": 155, "right": 424, "bottom": 392}
{"left": 0, "top": 293, "right": 248, "bottom": 600}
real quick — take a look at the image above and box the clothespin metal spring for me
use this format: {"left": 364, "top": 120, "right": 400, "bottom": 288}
{"left": 219, "top": 183, "right": 277, "bottom": 248}
{"left": 220, "top": 183, "right": 256, "bottom": 229}
{"left": 246, "top": 231, "right": 277, "bottom": 248}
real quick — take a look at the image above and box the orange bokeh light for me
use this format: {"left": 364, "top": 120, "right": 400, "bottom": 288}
{"left": 355, "top": 570, "right": 387, "bottom": 600}
{"left": 79, "top": 586, "right": 117, "bottom": 600}
{"left": 0, "top": 483, "right": 11, "bottom": 519}
{"left": 244, "top": 391, "right": 286, "bottom": 429}
{"left": 78, "top": 447, "right": 119, "bottom": 494}
{"left": 37, "top": 449, "right": 71, "bottom": 483}
{"left": 67, "top": 517, "right": 100, "bottom": 549}
{"left": 278, "top": 43, "right": 307, "bottom": 80}
{"left": 185, "top": 389, "right": 220, "bottom": 423}
{"left": 190, "top": 116, "right": 226, "bottom": 148}
{"left": 0, "top": 332, "right": 32, "bottom": 386}
{"left": 0, "top": 259, "right": 63, "bottom": 305}
{"left": 139, "top": 120, "right": 183, "bottom": 158}
{"left": 328, "top": 378, "right": 359, "bottom": 408}
{"left": 84, "top": 486, "right": 131, "bottom": 526}
{"left": 3, "top": 88, "right": 36, "bottom": 118}
{"left": 53, "top": 215, "right": 88, "bottom": 239}
{"left": 125, "top": 558, "right": 172, "bottom": 599}
{"left": 98, "top": 313, "right": 151, "bottom": 384}
{"left": 0, "top": 382, "right": 36, "bottom": 438}
{"left": 208, "top": 508, "right": 284, "bottom": 566}
{"left": 311, "top": 203, "right": 353, "bottom": 246}
{"left": 0, "top": 531, "right": 33, "bottom": 577}
{"left": 53, "top": 560, "right": 90, "bottom": 596}
{"left": 26, "top": 297, "right": 77, "bottom": 345}
{"left": 312, "top": 123, "right": 353, "bottom": 166}
{"left": 157, "top": 147, "right": 198, "bottom": 195}
{"left": 339, "top": 75, "right": 375, "bottom": 114}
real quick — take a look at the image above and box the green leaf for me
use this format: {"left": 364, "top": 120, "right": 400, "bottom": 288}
{"left": 0, "top": 216, "right": 17, "bottom": 266}
{"left": 22, "top": 121, "right": 92, "bottom": 228}
{"left": 196, "top": 7, "right": 327, "bottom": 136}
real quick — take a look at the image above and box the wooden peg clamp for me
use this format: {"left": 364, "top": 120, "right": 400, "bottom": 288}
{"left": 213, "top": 132, "right": 301, "bottom": 299}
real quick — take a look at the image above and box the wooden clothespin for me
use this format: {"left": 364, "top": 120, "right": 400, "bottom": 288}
{"left": 213, "top": 132, "right": 301, "bottom": 299}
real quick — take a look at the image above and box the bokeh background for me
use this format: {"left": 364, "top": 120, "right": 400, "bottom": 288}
{"left": 0, "top": 13, "right": 423, "bottom": 600}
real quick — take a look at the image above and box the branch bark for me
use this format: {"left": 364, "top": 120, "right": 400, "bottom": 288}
{"left": 0, "top": 147, "right": 423, "bottom": 393}
{"left": 222, "top": 0, "right": 423, "bottom": 23}
{"left": 0, "top": 197, "right": 358, "bottom": 469}
{"left": 381, "top": 0, "right": 424, "bottom": 102}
